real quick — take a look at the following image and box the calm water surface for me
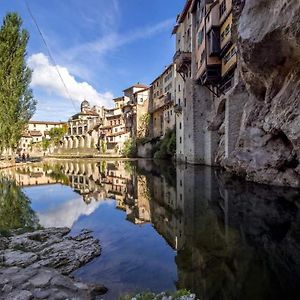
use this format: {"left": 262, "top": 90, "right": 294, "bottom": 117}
{"left": 1, "top": 159, "right": 300, "bottom": 300}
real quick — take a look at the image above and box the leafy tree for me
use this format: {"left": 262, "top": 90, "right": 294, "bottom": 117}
{"left": 0, "top": 13, "right": 36, "bottom": 158}
{"left": 41, "top": 138, "right": 51, "bottom": 151}
{"left": 48, "top": 125, "right": 67, "bottom": 146}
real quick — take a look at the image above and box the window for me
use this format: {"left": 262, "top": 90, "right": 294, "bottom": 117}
{"left": 184, "top": 98, "right": 186, "bottom": 107}
{"left": 224, "top": 47, "right": 237, "bottom": 64}
{"left": 221, "top": 24, "right": 231, "bottom": 42}
{"left": 178, "top": 84, "right": 181, "bottom": 92}
{"left": 180, "top": 137, "right": 182, "bottom": 144}
{"left": 220, "top": 0, "right": 226, "bottom": 17}
{"left": 179, "top": 122, "right": 182, "bottom": 130}
{"left": 200, "top": 50, "right": 205, "bottom": 63}
{"left": 197, "top": 29, "right": 204, "bottom": 47}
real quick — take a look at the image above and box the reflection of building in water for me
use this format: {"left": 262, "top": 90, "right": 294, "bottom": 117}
{"left": 2, "top": 165, "right": 62, "bottom": 187}
{"left": 59, "top": 160, "right": 133, "bottom": 206}
{"left": 125, "top": 173, "right": 152, "bottom": 225}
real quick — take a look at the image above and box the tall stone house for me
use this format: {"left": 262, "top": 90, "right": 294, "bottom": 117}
{"left": 173, "top": 0, "right": 238, "bottom": 165}
{"left": 149, "top": 64, "right": 176, "bottom": 139}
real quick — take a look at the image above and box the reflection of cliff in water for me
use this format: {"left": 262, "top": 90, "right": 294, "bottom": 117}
{"left": 172, "top": 166, "right": 300, "bottom": 300}
{"left": 2, "top": 160, "right": 299, "bottom": 299}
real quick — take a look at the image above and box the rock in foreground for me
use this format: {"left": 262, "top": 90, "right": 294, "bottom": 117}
{"left": 0, "top": 227, "right": 106, "bottom": 299}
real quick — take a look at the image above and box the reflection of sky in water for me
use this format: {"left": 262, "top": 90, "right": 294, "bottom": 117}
{"left": 23, "top": 184, "right": 103, "bottom": 228}
{"left": 23, "top": 184, "right": 177, "bottom": 299}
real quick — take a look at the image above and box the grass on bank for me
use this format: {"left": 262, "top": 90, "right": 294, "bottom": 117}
{"left": 119, "top": 289, "right": 192, "bottom": 300}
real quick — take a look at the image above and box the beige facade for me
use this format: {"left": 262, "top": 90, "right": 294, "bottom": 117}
{"left": 173, "top": 0, "right": 193, "bottom": 162}
{"left": 172, "top": 0, "right": 238, "bottom": 165}
{"left": 19, "top": 121, "right": 66, "bottom": 156}
{"left": 62, "top": 100, "right": 104, "bottom": 152}
{"left": 150, "top": 64, "right": 176, "bottom": 139}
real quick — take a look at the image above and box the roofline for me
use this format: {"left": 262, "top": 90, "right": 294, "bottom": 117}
{"left": 150, "top": 63, "right": 174, "bottom": 85}
{"left": 29, "top": 121, "right": 66, "bottom": 125}
{"left": 133, "top": 88, "right": 150, "bottom": 95}
{"left": 122, "top": 84, "right": 149, "bottom": 92}
{"left": 178, "top": 0, "right": 193, "bottom": 24}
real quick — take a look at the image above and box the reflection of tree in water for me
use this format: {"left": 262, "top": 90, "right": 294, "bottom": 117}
{"left": 43, "top": 163, "right": 70, "bottom": 185}
{"left": 0, "top": 176, "right": 40, "bottom": 231}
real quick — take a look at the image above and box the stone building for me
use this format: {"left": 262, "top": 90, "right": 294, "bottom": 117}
{"left": 173, "top": 0, "right": 238, "bottom": 165}
{"left": 19, "top": 120, "right": 66, "bottom": 156}
{"left": 62, "top": 100, "right": 104, "bottom": 151}
{"left": 101, "top": 97, "right": 130, "bottom": 155}
{"left": 149, "top": 64, "right": 176, "bottom": 139}
{"left": 100, "top": 84, "right": 149, "bottom": 155}
{"left": 172, "top": 1, "right": 193, "bottom": 162}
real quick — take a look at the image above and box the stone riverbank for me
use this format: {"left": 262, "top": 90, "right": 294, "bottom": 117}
{"left": 0, "top": 227, "right": 106, "bottom": 299}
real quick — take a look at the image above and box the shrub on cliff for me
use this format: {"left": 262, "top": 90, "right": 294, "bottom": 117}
{"left": 122, "top": 138, "right": 137, "bottom": 158}
{"left": 153, "top": 129, "right": 176, "bottom": 160}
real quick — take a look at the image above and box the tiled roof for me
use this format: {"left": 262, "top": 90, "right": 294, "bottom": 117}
{"left": 29, "top": 120, "right": 66, "bottom": 125}
{"left": 29, "top": 130, "right": 43, "bottom": 137}
{"left": 123, "top": 83, "right": 149, "bottom": 92}
{"left": 106, "top": 131, "right": 128, "bottom": 137}
{"left": 21, "top": 132, "right": 31, "bottom": 138}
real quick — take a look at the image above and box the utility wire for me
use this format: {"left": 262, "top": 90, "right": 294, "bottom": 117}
{"left": 25, "top": 0, "right": 77, "bottom": 113}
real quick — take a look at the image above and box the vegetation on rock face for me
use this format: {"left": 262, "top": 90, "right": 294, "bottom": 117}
{"left": 122, "top": 138, "right": 137, "bottom": 158}
{"left": 0, "top": 176, "right": 40, "bottom": 231}
{"left": 137, "top": 113, "right": 151, "bottom": 143}
{"left": 0, "top": 13, "right": 36, "bottom": 157}
{"left": 153, "top": 129, "right": 176, "bottom": 160}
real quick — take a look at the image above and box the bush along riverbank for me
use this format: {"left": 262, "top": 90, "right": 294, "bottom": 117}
{"left": 0, "top": 227, "right": 107, "bottom": 299}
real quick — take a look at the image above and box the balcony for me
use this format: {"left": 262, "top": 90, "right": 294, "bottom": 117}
{"left": 199, "top": 65, "right": 221, "bottom": 85}
{"left": 174, "top": 104, "right": 183, "bottom": 114}
{"left": 173, "top": 50, "right": 191, "bottom": 74}
{"left": 151, "top": 93, "right": 174, "bottom": 113}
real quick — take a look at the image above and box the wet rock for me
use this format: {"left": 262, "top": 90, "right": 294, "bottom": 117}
{"left": 89, "top": 283, "right": 109, "bottom": 297}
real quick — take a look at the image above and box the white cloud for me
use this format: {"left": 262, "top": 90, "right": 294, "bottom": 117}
{"left": 28, "top": 53, "right": 114, "bottom": 108}
{"left": 67, "top": 18, "right": 174, "bottom": 60}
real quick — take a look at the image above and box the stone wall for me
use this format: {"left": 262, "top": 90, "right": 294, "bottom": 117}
{"left": 137, "top": 142, "right": 152, "bottom": 158}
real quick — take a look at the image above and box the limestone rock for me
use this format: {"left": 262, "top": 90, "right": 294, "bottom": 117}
{"left": 3, "top": 227, "right": 101, "bottom": 274}
{"left": 0, "top": 228, "right": 105, "bottom": 299}
{"left": 222, "top": 0, "right": 300, "bottom": 187}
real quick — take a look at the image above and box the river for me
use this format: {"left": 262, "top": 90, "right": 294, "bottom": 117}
{"left": 0, "top": 159, "right": 299, "bottom": 300}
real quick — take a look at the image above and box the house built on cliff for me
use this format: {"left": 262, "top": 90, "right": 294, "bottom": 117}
{"left": 173, "top": 0, "right": 238, "bottom": 165}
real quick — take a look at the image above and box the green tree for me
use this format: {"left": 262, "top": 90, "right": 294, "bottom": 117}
{"left": 0, "top": 13, "right": 36, "bottom": 158}
{"left": 41, "top": 138, "right": 51, "bottom": 151}
{"left": 48, "top": 125, "right": 67, "bottom": 146}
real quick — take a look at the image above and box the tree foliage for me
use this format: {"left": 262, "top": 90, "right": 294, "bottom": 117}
{"left": 0, "top": 13, "right": 36, "bottom": 155}
{"left": 48, "top": 125, "right": 67, "bottom": 146}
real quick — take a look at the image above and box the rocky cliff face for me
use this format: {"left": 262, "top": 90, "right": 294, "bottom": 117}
{"left": 224, "top": 0, "right": 300, "bottom": 187}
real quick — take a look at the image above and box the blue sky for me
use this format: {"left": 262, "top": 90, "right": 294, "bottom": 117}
{"left": 0, "top": 0, "right": 185, "bottom": 121}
